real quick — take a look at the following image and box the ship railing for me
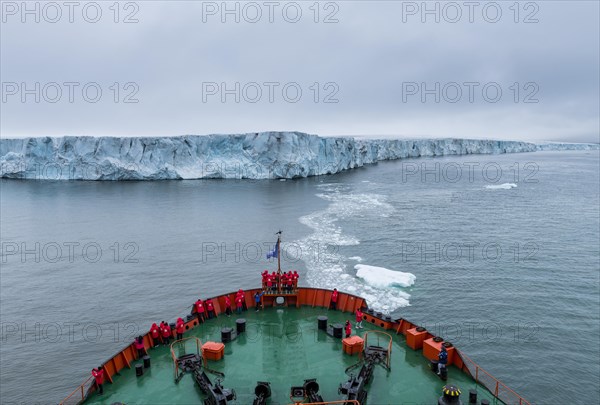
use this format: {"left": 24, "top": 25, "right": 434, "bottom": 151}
{"left": 457, "top": 349, "right": 531, "bottom": 405}
{"left": 58, "top": 375, "right": 94, "bottom": 405}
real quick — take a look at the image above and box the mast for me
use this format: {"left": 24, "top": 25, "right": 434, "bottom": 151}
{"left": 276, "top": 231, "right": 282, "bottom": 294}
{"left": 277, "top": 236, "right": 281, "bottom": 275}
{"left": 276, "top": 230, "right": 282, "bottom": 275}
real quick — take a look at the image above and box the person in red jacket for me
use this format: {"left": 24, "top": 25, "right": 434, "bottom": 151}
{"left": 150, "top": 322, "right": 161, "bottom": 346}
{"left": 194, "top": 299, "right": 205, "bottom": 323}
{"left": 280, "top": 272, "right": 286, "bottom": 293}
{"left": 271, "top": 271, "right": 278, "bottom": 291}
{"left": 292, "top": 270, "right": 299, "bottom": 290}
{"left": 235, "top": 295, "right": 244, "bottom": 314}
{"left": 266, "top": 275, "right": 274, "bottom": 293}
{"left": 345, "top": 320, "right": 352, "bottom": 338}
{"left": 237, "top": 289, "right": 247, "bottom": 311}
{"left": 134, "top": 335, "right": 146, "bottom": 358}
{"left": 330, "top": 288, "right": 339, "bottom": 310}
{"left": 176, "top": 317, "right": 185, "bottom": 340}
{"left": 92, "top": 365, "right": 104, "bottom": 395}
{"left": 261, "top": 270, "right": 269, "bottom": 289}
{"left": 285, "top": 274, "right": 293, "bottom": 293}
{"left": 224, "top": 295, "right": 232, "bottom": 317}
{"left": 206, "top": 298, "right": 216, "bottom": 319}
{"left": 355, "top": 308, "right": 363, "bottom": 329}
{"left": 161, "top": 321, "right": 172, "bottom": 345}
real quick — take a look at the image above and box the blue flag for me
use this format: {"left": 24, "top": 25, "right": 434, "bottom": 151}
{"left": 266, "top": 245, "right": 278, "bottom": 259}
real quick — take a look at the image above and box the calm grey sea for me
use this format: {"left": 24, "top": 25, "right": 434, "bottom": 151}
{"left": 1, "top": 151, "right": 599, "bottom": 404}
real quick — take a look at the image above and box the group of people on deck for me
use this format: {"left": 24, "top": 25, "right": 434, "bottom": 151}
{"left": 261, "top": 270, "right": 299, "bottom": 293}
{"left": 330, "top": 288, "right": 366, "bottom": 338}
{"left": 193, "top": 298, "right": 217, "bottom": 322}
{"left": 148, "top": 320, "right": 186, "bottom": 347}
{"left": 342, "top": 308, "right": 364, "bottom": 338}
{"left": 194, "top": 290, "right": 249, "bottom": 318}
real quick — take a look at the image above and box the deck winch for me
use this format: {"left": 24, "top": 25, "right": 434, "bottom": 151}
{"left": 338, "top": 363, "right": 372, "bottom": 405}
{"left": 171, "top": 338, "right": 236, "bottom": 404}
{"left": 202, "top": 378, "right": 236, "bottom": 405}
{"left": 303, "top": 378, "right": 324, "bottom": 402}
{"left": 339, "top": 331, "right": 393, "bottom": 404}
{"left": 174, "top": 352, "right": 237, "bottom": 404}
{"left": 289, "top": 378, "right": 325, "bottom": 404}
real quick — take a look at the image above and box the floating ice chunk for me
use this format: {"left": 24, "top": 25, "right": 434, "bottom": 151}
{"left": 349, "top": 256, "right": 363, "bottom": 262}
{"left": 297, "top": 190, "right": 411, "bottom": 310}
{"left": 485, "top": 183, "right": 517, "bottom": 190}
{"left": 355, "top": 264, "right": 416, "bottom": 288}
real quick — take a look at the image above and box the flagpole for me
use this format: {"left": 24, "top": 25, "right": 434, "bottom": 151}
{"left": 277, "top": 236, "right": 281, "bottom": 275}
{"left": 276, "top": 231, "right": 282, "bottom": 294}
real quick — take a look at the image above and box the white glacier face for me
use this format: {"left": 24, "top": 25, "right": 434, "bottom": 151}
{"left": 0, "top": 132, "right": 597, "bottom": 180}
{"left": 535, "top": 142, "right": 600, "bottom": 151}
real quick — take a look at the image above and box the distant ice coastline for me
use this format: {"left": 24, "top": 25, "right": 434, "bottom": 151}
{"left": 1, "top": 132, "right": 598, "bottom": 180}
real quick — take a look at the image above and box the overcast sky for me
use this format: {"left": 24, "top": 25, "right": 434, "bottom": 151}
{"left": 1, "top": 0, "right": 599, "bottom": 142}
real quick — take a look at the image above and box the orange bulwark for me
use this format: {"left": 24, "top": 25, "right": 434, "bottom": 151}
{"left": 405, "top": 327, "right": 429, "bottom": 350}
{"left": 342, "top": 336, "right": 364, "bottom": 355}
{"left": 202, "top": 341, "right": 225, "bottom": 361}
{"left": 423, "top": 338, "right": 455, "bottom": 366}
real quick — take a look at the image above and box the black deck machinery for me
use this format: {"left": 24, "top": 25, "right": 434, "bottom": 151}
{"left": 339, "top": 342, "right": 391, "bottom": 404}
{"left": 252, "top": 381, "right": 272, "bottom": 405}
{"left": 174, "top": 353, "right": 236, "bottom": 405}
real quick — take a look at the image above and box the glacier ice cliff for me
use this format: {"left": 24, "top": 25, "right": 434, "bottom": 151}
{"left": 1, "top": 132, "right": 598, "bottom": 180}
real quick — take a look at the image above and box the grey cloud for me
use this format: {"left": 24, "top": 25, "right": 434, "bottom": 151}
{"left": 1, "top": 1, "right": 598, "bottom": 142}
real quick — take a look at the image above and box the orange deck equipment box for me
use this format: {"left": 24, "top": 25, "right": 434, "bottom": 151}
{"left": 202, "top": 341, "right": 225, "bottom": 361}
{"left": 342, "top": 336, "right": 364, "bottom": 355}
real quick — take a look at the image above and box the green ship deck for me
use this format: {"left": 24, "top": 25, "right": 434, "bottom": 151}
{"left": 83, "top": 306, "right": 501, "bottom": 405}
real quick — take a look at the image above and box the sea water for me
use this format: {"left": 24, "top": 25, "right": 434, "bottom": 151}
{"left": 0, "top": 150, "right": 598, "bottom": 404}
